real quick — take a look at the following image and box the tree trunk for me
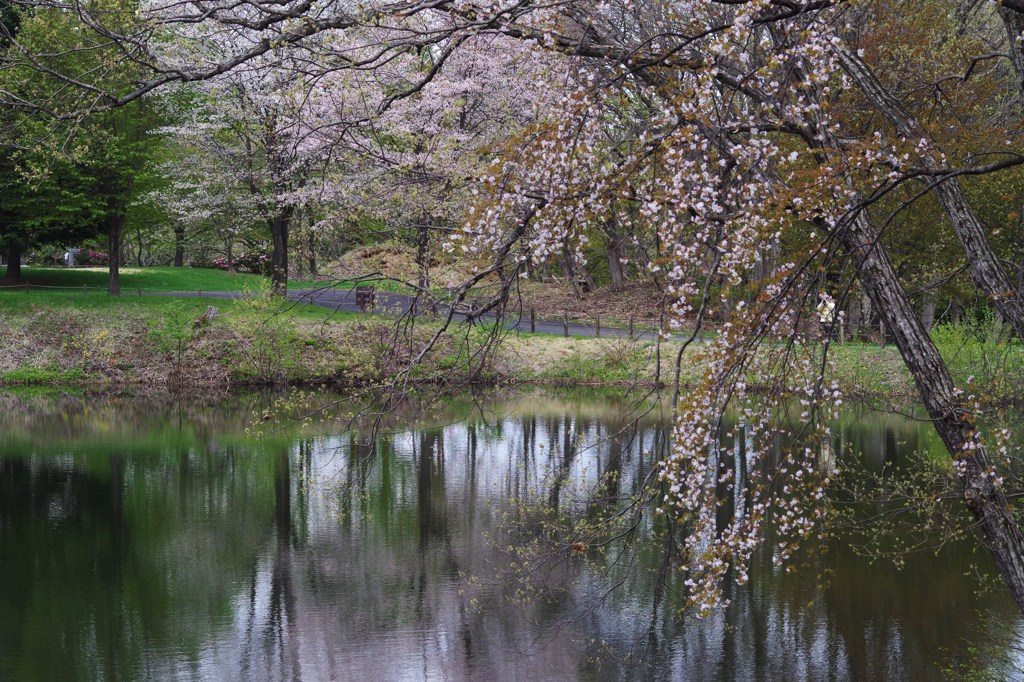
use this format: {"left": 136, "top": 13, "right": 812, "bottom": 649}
{"left": 560, "top": 250, "right": 584, "bottom": 299}
{"left": 174, "top": 225, "right": 185, "bottom": 267}
{"left": 416, "top": 218, "right": 430, "bottom": 290}
{"left": 270, "top": 207, "right": 292, "bottom": 296}
{"left": 307, "top": 230, "right": 316, "bottom": 277}
{"left": 949, "top": 297, "right": 961, "bottom": 325}
{"left": 605, "top": 217, "right": 627, "bottom": 290}
{"left": 4, "top": 244, "right": 22, "bottom": 280}
{"left": 840, "top": 211, "right": 1024, "bottom": 612}
{"left": 920, "top": 293, "right": 937, "bottom": 333}
{"left": 840, "top": 50, "right": 1024, "bottom": 339}
{"left": 999, "top": 7, "right": 1024, "bottom": 101}
{"left": 107, "top": 214, "right": 123, "bottom": 296}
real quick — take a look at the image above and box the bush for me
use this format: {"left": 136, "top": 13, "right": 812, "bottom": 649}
{"left": 190, "top": 248, "right": 273, "bottom": 275}
{"left": 222, "top": 247, "right": 273, "bottom": 275}
{"left": 76, "top": 249, "right": 109, "bottom": 267}
{"left": 225, "top": 288, "right": 300, "bottom": 383}
{"left": 930, "top": 310, "right": 1024, "bottom": 400}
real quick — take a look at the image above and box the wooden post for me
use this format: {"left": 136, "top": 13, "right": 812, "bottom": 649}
{"left": 137, "top": 287, "right": 142, "bottom": 297}
{"left": 628, "top": 315, "right": 634, "bottom": 339}
{"left": 879, "top": 318, "right": 886, "bottom": 346}
{"left": 530, "top": 308, "right": 536, "bottom": 333}
{"left": 596, "top": 314, "right": 601, "bottom": 337}
{"left": 563, "top": 313, "right": 569, "bottom": 337}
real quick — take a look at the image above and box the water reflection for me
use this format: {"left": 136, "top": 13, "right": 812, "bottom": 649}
{"left": 0, "top": 389, "right": 1019, "bottom": 681}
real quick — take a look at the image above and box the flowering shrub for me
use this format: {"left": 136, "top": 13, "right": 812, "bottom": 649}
{"left": 230, "top": 249, "right": 273, "bottom": 275}
{"left": 232, "top": 249, "right": 272, "bottom": 274}
{"left": 76, "top": 250, "right": 109, "bottom": 267}
{"left": 190, "top": 248, "right": 273, "bottom": 275}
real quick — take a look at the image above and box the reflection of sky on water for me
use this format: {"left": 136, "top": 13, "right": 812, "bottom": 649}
{"left": 0, "top": 391, "right": 1021, "bottom": 681}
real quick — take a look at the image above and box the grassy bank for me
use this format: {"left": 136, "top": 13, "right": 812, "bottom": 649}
{"left": 0, "top": 288, "right": 479, "bottom": 387}
{"left": 2, "top": 268, "right": 1019, "bottom": 398}
{"left": 0, "top": 288, "right": 915, "bottom": 395}
{"left": 498, "top": 335, "right": 918, "bottom": 398}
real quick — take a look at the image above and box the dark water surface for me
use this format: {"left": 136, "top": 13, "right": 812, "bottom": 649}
{"left": 0, "top": 388, "right": 1020, "bottom": 681}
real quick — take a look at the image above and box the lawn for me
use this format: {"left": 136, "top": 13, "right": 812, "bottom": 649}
{"left": 0, "top": 266, "right": 331, "bottom": 292}
{"left": 0, "top": 266, "right": 364, "bottom": 323}
{"left": 0, "top": 283, "right": 359, "bottom": 324}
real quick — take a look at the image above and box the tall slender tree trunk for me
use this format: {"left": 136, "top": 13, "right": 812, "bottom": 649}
{"left": 174, "top": 225, "right": 185, "bottom": 267}
{"left": 270, "top": 207, "right": 293, "bottom": 296}
{"left": 416, "top": 218, "right": 431, "bottom": 290}
{"left": 107, "top": 214, "right": 124, "bottom": 296}
{"left": 920, "top": 293, "right": 937, "bottom": 333}
{"left": 4, "top": 244, "right": 22, "bottom": 280}
{"left": 840, "top": 211, "right": 1024, "bottom": 612}
{"left": 307, "top": 230, "right": 317, "bottom": 278}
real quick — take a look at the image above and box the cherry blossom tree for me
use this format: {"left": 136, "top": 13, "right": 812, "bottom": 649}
{"left": 318, "top": 32, "right": 563, "bottom": 289}
{"left": 447, "top": 0, "right": 1024, "bottom": 613}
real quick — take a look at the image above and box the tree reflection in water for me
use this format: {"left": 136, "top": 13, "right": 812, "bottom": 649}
{"left": 0, "top": 388, "right": 1020, "bottom": 681}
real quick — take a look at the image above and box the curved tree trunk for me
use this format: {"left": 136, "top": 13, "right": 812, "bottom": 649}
{"left": 840, "top": 211, "right": 1024, "bottom": 612}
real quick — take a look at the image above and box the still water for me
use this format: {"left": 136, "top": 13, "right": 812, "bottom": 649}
{"left": 0, "top": 388, "right": 1020, "bottom": 681}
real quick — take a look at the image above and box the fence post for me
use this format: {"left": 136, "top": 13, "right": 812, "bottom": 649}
{"left": 562, "top": 313, "right": 569, "bottom": 337}
{"left": 595, "top": 314, "right": 601, "bottom": 337}
{"left": 628, "top": 315, "right": 634, "bottom": 339}
{"left": 530, "top": 308, "right": 536, "bottom": 333}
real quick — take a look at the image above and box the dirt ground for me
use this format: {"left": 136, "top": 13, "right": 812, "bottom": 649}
{"left": 330, "top": 245, "right": 667, "bottom": 326}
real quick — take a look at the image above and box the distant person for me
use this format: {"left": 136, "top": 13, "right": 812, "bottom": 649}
{"left": 816, "top": 292, "right": 836, "bottom": 338}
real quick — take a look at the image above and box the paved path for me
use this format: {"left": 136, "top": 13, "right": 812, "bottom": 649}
{"left": 160, "top": 287, "right": 701, "bottom": 342}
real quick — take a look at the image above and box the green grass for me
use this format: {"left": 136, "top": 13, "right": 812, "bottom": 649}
{"left": 0, "top": 287, "right": 361, "bottom": 324}
{"left": 1, "top": 366, "right": 88, "bottom": 384}
{"left": 0, "top": 265, "right": 332, "bottom": 292}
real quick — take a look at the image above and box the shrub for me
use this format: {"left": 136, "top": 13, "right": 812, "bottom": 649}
{"left": 930, "top": 310, "right": 1024, "bottom": 400}
{"left": 225, "top": 288, "right": 300, "bottom": 383}
{"left": 190, "top": 248, "right": 273, "bottom": 275}
{"left": 76, "top": 249, "right": 109, "bottom": 267}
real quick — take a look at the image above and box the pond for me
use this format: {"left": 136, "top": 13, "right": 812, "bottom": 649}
{"left": 0, "top": 387, "right": 1020, "bottom": 681}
